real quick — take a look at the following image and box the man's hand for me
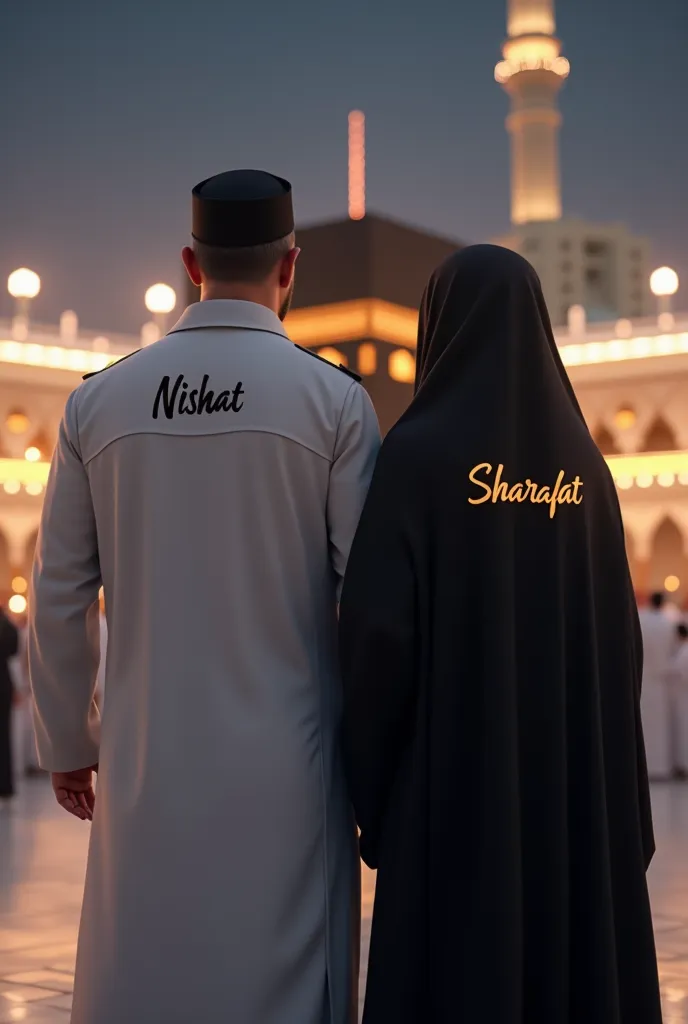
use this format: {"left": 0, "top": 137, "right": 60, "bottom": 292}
{"left": 51, "top": 765, "right": 98, "bottom": 821}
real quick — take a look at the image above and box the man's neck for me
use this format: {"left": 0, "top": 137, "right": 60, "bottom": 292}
{"left": 200, "top": 283, "right": 276, "bottom": 316}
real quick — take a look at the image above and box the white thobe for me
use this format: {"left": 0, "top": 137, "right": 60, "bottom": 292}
{"left": 29, "top": 299, "right": 381, "bottom": 1024}
{"left": 671, "top": 643, "right": 688, "bottom": 773}
{"left": 638, "top": 608, "right": 675, "bottom": 779}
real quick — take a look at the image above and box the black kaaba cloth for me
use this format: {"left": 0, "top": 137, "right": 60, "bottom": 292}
{"left": 339, "top": 245, "right": 661, "bottom": 1024}
{"left": 192, "top": 169, "right": 294, "bottom": 248}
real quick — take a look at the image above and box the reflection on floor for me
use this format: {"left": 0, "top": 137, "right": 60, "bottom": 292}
{"left": 1, "top": 779, "right": 688, "bottom": 1022}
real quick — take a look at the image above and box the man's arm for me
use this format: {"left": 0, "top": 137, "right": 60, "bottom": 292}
{"left": 28, "top": 390, "right": 102, "bottom": 773}
{"left": 327, "top": 382, "right": 381, "bottom": 600}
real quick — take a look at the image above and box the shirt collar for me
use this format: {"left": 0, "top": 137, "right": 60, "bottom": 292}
{"left": 167, "top": 299, "right": 290, "bottom": 340}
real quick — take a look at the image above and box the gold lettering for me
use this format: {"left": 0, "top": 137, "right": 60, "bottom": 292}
{"left": 468, "top": 463, "right": 493, "bottom": 505}
{"left": 469, "top": 465, "right": 584, "bottom": 514}
{"left": 493, "top": 463, "right": 509, "bottom": 503}
{"left": 549, "top": 470, "right": 565, "bottom": 519}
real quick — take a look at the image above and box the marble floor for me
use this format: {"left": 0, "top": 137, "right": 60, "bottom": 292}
{"left": 2, "top": 778, "right": 688, "bottom": 1023}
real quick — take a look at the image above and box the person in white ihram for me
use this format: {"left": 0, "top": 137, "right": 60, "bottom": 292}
{"left": 638, "top": 591, "right": 676, "bottom": 780}
{"left": 670, "top": 622, "right": 688, "bottom": 778}
{"left": 28, "top": 169, "right": 381, "bottom": 1024}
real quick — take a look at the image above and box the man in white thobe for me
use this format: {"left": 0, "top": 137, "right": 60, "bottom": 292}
{"left": 670, "top": 622, "right": 688, "bottom": 777}
{"left": 638, "top": 592, "right": 676, "bottom": 780}
{"left": 29, "top": 169, "right": 380, "bottom": 1024}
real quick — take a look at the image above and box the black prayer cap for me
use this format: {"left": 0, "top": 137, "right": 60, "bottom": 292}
{"left": 191, "top": 169, "right": 294, "bottom": 248}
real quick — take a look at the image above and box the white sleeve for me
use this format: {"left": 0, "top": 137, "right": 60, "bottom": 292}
{"left": 28, "top": 391, "right": 102, "bottom": 772}
{"left": 327, "top": 382, "right": 381, "bottom": 600}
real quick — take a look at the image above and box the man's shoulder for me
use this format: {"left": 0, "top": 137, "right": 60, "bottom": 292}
{"left": 81, "top": 347, "right": 146, "bottom": 383}
{"left": 290, "top": 343, "right": 362, "bottom": 384}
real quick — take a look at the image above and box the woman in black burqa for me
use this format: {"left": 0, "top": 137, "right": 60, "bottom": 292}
{"left": 339, "top": 245, "right": 661, "bottom": 1023}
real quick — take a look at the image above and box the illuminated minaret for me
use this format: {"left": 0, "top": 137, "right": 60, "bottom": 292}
{"left": 495, "top": 0, "right": 570, "bottom": 225}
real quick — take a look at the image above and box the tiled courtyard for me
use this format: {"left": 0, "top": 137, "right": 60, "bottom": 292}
{"left": 2, "top": 777, "right": 688, "bottom": 1022}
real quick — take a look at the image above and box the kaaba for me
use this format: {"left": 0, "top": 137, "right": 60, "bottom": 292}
{"left": 186, "top": 213, "right": 463, "bottom": 435}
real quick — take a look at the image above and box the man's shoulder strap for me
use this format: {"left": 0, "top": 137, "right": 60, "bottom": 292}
{"left": 292, "top": 343, "right": 362, "bottom": 382}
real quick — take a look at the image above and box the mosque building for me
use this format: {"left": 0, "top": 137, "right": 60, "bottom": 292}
{"left": 0, "top": 0, "right": 686, "bottom": 609}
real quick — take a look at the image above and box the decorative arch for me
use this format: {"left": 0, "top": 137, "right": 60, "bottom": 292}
{"left": 592, "top": 423, "right": 619, "bottom": 456}
{"left": 648, "top": 516, "right": 688, "bottom": 604}
{"left": 641, "top": 415, "right": 678, "bottom": 453}
{"left": 624, "top": 527, "right": 639, "bottom": 588}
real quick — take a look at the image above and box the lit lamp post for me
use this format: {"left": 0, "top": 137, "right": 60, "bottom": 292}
{"left": 650, "top": 266, "right": 679, "bottom": 325}
{"left": 144, "top": 283, "right": 177, "bottom": 340}
{"left": 7, "top": 267, "right": 41, "bottom": 340}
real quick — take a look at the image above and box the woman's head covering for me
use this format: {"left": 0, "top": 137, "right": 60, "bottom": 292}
{"left": 412, "top": 243, "right": 583, "bottom": 421}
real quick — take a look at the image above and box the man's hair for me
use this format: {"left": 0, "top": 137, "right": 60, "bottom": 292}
{"left": 193, "top": 232, "right": 295, "bottom": 285}
{"left": 650, "top": 591, "right": 665, "bottom": 609}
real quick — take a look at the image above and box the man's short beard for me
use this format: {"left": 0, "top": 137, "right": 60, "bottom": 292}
{"left": 279, "top": 279, "right": 295, "bottom": 322}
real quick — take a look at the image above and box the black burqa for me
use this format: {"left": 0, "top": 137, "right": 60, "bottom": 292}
{"left": 339, "top": 246, "right": 661, "bottom": 1024}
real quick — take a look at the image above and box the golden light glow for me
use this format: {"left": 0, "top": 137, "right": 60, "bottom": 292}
{"left": 507, "top": 0, "right": 555, "bottom": 38}
{"left": 358, "top": 342, "right": 377, "bottom": 375}
{"left": 317, "top": 347, "right": 347, "bottom": 366}
{"left": 6, "top": 409, "right": 30, "bottom": 434}
{"left": 650, "top": 266, "right": 679, "bottom": 298}
{"left": 495, "top": 52, "right": 569, "bottom": 83}
{"left": 348, "top": 111, "right": 366, "bottom": 221}
{"left": 665, "top": 575, "right": 681, "bottom": 593}
{"left": 613, "top": 406, "right": 636, "bottom": 430}
{"left": 0, "top": 459, "right": 50, "bottom": 486}
{"left": 11, "top": 576, "right": 27, "bottom": 595}
{"left": 25, "top": 481, "right": 44, "bottom": 496}
{"left": 0, "top": 338, "right": 118, "bottom": 374}
{"left": 388, "top": 349, "right": 416, "bottom": 384}
{"left": 503, "top": 35, "right": 559, "bottom": 63}
{"left": 285, "top": 298, "right": 418, "bottom": 350}
{"left": 145, "top": 283, "right": 177, "bottom": 315}
{"left": 24, "top": 428, "right": 51, "bottom": 463}
{"left": 560, "top": 332, "right": 688, "bottom": 368}
{"left": 605, "top": 451, "right": 688, "bottom": 491}
{"left": 496, "top": 29, "right": 568, "bottom": 84}
{"left": 7, "top": 267, "right": 41, "bottom": 300}
{"left": 8, "top": 594, "right": 27, "bottom": 615}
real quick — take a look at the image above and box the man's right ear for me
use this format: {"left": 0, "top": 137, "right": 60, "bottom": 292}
{"left": 278, "top": 246, "right": 300, "bottom": 288}
{"left": 181, "top": 246, "right": 202, "bottom": 287}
